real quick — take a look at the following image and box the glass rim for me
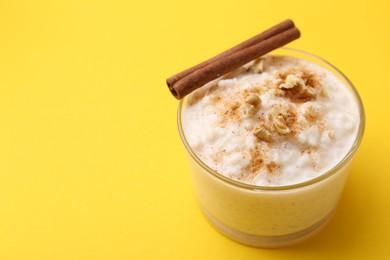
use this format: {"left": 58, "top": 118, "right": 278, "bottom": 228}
{"left": 177, "top": 48, "right": 365, "bottom": 191}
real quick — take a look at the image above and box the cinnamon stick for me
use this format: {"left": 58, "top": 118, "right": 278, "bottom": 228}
{"left": 167, "top": 20, "right": 300, "bottom": 99}
{"left": 167, "top": 19, "right": 294, "bottom": 88}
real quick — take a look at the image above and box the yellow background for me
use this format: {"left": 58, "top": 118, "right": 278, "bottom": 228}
{"left": 0, "top": 0, "right": 388, "bottom": 259}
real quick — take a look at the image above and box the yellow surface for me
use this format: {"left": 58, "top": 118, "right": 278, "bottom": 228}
{"left": 0, "top": 0, "right": 388, "bottom": 259}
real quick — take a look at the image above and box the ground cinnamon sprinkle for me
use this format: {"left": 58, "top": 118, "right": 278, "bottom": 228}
{"left": 286, "top": 108, "right": 299, "bottom": 137}
{"left": 212, "top": 95, "right": 222, "bottom": 103}
{"left": 266, "top": 161, "right": 280, "bottom": 173}
{"left": 301, "top": 71, "right": 319, "bottom": 88}
{"left": 228, "top": 102, "right": 241, "bottom": 121}
{"left": 219, "top": 101, "right": 243, "bottom": 125}
{"left": 250, "top": 147, "right": 265, "bottom": 173}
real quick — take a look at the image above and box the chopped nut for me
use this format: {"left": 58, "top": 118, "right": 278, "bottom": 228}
{"left": 279, "top": 74, "right": 316, "bottom": 99}
{"left": 273, "top": 114, "right": 291, "bottom": 135}
{"left": 242, "top": 94, "right": 261, "bottom": 118}
{"left": 269, "top": 103, "right": 292, "bottom": 135}
{"left": 245, "top": 94, "right": 261, "bottom": 108}
{"left": 250, "top": 58, "right": 265, "bottom": 73}
{"left": 244, "top": 105, "right": 258, "bottom": 117}
{"left": 278, "top": 107, "right": 289, "bottom": 118}
{"left": 254, "top": 125, "right": 273, "bottom": 142}
{"left": 279, "top": 74, "right": 299, "bottom": 89}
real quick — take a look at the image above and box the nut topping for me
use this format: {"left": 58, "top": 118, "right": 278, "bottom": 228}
{"left": 280, "top": 74, "right": 316, "bottom": 99}
{"left": 245, "top": 94, "right": 261, "bottom": 108}
{"left": 254, "top": 124, "right": 273, "bottom": 142}
{"left": 250, "top": 58, "right": 265, "bottom": 73}
{"left": 273, "top": 114, "right": 291, "bottom": 135}
{"left": 243, "top": 94, "right": 262, "bottom": 118}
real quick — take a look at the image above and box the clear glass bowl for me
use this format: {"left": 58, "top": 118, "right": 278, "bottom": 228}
{"left": 178, "top": 48, "right": 365, "bottom": 248}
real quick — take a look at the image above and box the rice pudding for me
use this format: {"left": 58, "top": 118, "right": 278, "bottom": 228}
{"left": 182, "top": 55, "right": 359, "bottom": 186}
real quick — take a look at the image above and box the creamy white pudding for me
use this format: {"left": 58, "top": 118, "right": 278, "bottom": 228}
{"left": 182, "top": 55, "right": 359, "bottom": 186}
